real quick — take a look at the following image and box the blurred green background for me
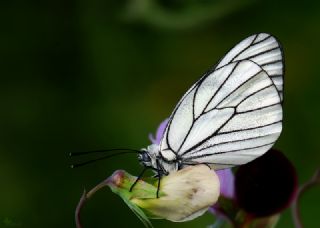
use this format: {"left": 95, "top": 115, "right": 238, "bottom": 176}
{"left": 1, "top": 0, "right": 319, "bottom": 227}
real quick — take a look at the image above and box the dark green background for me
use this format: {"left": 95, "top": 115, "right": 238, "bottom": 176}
{"left": 1, "top": 0, "right": 319, "bottom": 227}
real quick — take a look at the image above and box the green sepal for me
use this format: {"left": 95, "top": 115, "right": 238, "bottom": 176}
{"left": 105, "top": 170, "right": 165, "bottom": 227}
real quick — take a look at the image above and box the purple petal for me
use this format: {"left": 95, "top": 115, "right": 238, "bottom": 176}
{"left": 216, "top": 169, "right": 235, "bottom": 198}
{"left": 209, "top": 169, "right": 235, "bottom": 218}
{"left": 149, "top": 119, "right": 169, "bottom": 145}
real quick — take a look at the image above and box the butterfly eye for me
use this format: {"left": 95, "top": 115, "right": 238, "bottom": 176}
{"left": 142, "top": 153, "right": 151, "bottom": 162}
{"left": 138, "top": 152, "right": 151, "bottom": 163}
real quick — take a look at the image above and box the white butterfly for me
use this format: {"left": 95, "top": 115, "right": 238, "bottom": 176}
{"left": 139, "top": 33, "right": 284, "bottom": 178}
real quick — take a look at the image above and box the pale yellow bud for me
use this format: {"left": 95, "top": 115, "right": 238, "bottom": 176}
{"left": 132, "top": 165, "right": 220, "bottom": 222}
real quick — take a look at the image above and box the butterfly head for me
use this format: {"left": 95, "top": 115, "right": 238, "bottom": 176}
{"left": 138, "top": 144, "right": 160, "bottom": 169}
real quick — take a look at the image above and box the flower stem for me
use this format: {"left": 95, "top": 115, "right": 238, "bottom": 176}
{"left": 292, "top": 168, "right": 320, "bottom": 228}
{"left": 75, "top": 189, "right": 87, "bottom": 228}
{"left": 75, "top": 180, "right": 110, "bottom": 228}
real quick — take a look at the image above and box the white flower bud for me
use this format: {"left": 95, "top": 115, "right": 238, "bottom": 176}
{"left": 132, "top": 165, "right": 220, "bottom": 222}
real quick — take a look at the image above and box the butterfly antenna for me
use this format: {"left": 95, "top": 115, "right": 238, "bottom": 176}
{"left": 69, "top": 148, "right": 142, "bottom": 157}
{"left": 70, "top": 151, "right": 139, "bottom": 168}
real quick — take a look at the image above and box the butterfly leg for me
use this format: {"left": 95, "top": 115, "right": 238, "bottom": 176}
{"left": 156, "top": 172, "right": 161, "bottom": 198}
{"left": 129, "top": 166, "right": 148, "bottom": 192}
{"left": 156, "top": 159, "right": 162, "bottom": 198}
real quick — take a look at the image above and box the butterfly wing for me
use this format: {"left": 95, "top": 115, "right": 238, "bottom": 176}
{"left": 216, "top": 33, "right": 284, "bottom": 101}
{"left": 159, "top": 34, "right": 283, "bottom": 170}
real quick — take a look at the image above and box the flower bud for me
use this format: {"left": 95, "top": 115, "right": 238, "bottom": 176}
{"left": 106, "top": 165, "right": 220, "bottom": 223}
{"left": 132, "top": 165, "right": 220, "bottom": 222}
{"left": 235, "top": 149, "right": 298, "bottom": 217}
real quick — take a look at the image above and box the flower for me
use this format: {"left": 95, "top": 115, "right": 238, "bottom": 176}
{"left": 121, "top": 165, "right": 220, "bottom": 222}
{"left": 207, "top": 149, "right": 298, "bottom": 228}
{"left": 76, "top": 165, "right": 220, "bottom": 227}
{"left": 235, "top": 149, "right": 298, "bottom": 217}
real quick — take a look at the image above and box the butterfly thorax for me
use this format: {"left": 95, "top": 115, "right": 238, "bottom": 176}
{"left": 139, "top": 144, "right": 179, "bottom": 175}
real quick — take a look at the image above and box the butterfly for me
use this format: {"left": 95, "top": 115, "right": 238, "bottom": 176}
{"left": 72, "top": 33, "right": 284, "bottom": 198}
{"left": 137, "top": 33, "right": 283, "bottom": 196}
